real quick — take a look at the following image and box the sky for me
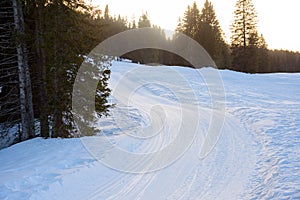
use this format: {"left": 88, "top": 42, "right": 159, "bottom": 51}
{"left": 90, "top": 0, "right": 300, "bottom": 52}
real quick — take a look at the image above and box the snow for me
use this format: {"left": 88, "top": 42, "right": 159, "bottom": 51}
{"left": 0, "top": 124, "right": 19, "bottom": 150}
{"left": 0, "top": 61, "right": 299, "bottom": 199}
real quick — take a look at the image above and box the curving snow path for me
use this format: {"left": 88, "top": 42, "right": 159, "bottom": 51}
{"left": 0, "top": 61, "right": 299, "bottom": 199}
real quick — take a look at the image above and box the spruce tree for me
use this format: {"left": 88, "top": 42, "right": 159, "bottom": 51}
{"left": 198, "top": 0, "right": 229, "bottom": 68}
{"left": 138, "top": 13, "right": 151, "bottom": 28}
{"left": 175, "top": 17, "right": 183, "bottom": 32}
{"left": 257, "top": 34, "right": 270, "bottom": 72}
{"left": 32, "top": 0, "right": 113, "bottom": 137}
{"left": 178, "top": 2, "right": 200, "bottom": 39}
{"left": 104, "top": 4, "right": 109, "bottom": 20}
{"left": 176, "top": 1, "right": 229, "bottom": 68}
{"left": 231, "top": 0, "right": 259, "bottom": 72}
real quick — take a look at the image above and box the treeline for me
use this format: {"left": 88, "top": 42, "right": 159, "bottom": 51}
{"left": 268, "top": 50, "right": 300, "bottom": 72}
{"left": 0, "top": 0, "right": 299, "bottom": 148}
{"left": 122, "top": 0, "right": 300, "bottom": 73}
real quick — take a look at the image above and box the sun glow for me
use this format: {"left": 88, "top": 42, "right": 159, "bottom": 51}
{"left": 91, "top": 0, "right": 300, "bottom": 52}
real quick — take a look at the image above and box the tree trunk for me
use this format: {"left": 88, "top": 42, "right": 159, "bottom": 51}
{"left": 52, "top": 0, "right": 62, "bottom": 138}
{"left": 22, "top": 37, "right": 35, "bottom": 138}
{"left": 34, "top": 0, "right": 49, "bottom": 138}
{"left": 12, "top": 0, "right": 34, "bottom": 140}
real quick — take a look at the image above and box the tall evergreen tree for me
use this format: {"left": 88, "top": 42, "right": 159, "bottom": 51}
{"left": 198, "top": 0, "right": 230, "bottom": 68}
{"left": 1, "top": 0, "right": 128, "bottom": 147}
{"left": 176, "top": 1, "right": 229, "bottom": 68}
{"left": 41, "top": 0, "right": 113, "bottom": 137}
{"left": 104, "top": 4, "right": 109, "bottom": 20}
{"left": 175, "top": 17, "right": 183, "bottom": 32}
{"left": 257, "top": 34, "right": 270, "bottom": 72}
{"left": 231, "top": 0, "right": 260, "bottom": 72}
{"left": 178, "top": 2, "right": 200, "bottom": 39}
{"left": 22, "top": 0, "right": 114, "bottom": 138}
{"left": 138, "top": 13, "right": 151, "bottom": 28}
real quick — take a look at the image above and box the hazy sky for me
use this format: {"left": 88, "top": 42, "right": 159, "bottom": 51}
{"left": 91, "top": 0, "right": 300, "bottom": 52}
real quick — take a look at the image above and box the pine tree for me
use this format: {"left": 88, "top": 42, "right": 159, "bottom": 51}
{"left": 176, "top": 1, "right": 229, "bottom": 68}
{"left": 189, "top": 2, "right": 200, "bottom": 38}
{"left": 198, "top": 0, "right": 229, "bottom": 68}
{"left": 1, "top": 0, "right": 116, "bottom": 147}
{"left": 104, "top": 4, "right": 109, "bottom": 20}
{"left": 257, "top": 34, "right": 270, "bottom": 72}
{"left": 175, "top": 17, "right": 183, "bottom": 32}
{"left": 131, "top": 19, "right": 136, "bottom": 29}
{"left": 138, "top": 13, "right": 151, "bottom": 28}
{"left": 231, "top": 0, "right": 260, "bottom": 72}
{"left": 178, "top": 2, "right": 200, "bottom": 39}
{"left": 34, "top": 0, "right": 113, "bottom": 137}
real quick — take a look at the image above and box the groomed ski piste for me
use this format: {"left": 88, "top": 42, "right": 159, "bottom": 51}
{"left": 0, "top": 61, "right": 299, "bottom": 199}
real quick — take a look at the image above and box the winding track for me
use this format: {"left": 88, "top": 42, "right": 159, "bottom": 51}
{"left": 1, "top": 61, "right": 299, "bottom": 199}
{"left": 81, "top": 62, "right": 258, "bottom": 199}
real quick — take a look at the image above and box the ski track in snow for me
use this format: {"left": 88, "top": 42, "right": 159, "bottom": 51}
{"left": 0, "top": 61, "right": 299, "bottom": 199}
{"left": 222, "top": 71, "right": 300, "bottom": 199}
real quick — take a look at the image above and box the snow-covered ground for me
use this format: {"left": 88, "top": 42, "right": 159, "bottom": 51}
{"left": 0, "top": 61, "right": 299, "bottom": 199}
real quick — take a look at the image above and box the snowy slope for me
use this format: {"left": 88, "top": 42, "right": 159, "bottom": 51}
{"left": 0, "top": 61, "right": 299, "bottom": 199}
